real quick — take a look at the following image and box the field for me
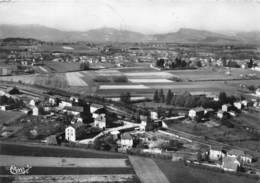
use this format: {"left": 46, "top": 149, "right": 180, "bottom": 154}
{"left": 154, "top": 159, "right": 258, "bottom": 183}
{"left": 0, "top": 142, "right": 140, "bottom": 183}
{"left": 129, "top": 156, "right": 169, "bottom": 183}
{"left": 1, "top": 66, "right": 260, "bottom": 98}
{"left": 44, "top": 61, "right": 81, "bottom": 73}
{"left": 0, "top": 110, "right": 25, "bottom": 125}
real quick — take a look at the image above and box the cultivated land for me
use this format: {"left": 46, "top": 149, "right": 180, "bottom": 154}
{"left": 1, "top": 66, "right": 260, "bottom": 98}
{"left": 155, "top": 159, "right": 258, "bottom": 183}
{"left": 129, "top": 156, "right": 170, "bottom": 183}
{"left": 0, "top": 142, "right": 140, "bottom": 183}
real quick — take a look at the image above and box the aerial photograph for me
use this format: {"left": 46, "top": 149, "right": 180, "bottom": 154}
{"left": 0, "top": 0, "right": 260, "bottom": 182}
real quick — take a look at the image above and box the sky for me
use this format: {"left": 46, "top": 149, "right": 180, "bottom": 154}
{"left": 0, "top": 0, "right": 260, "bottom": 34}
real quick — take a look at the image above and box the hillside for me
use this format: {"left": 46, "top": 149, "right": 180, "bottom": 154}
{"left": 0, "top": 24, "right": 260, "bottom": 44}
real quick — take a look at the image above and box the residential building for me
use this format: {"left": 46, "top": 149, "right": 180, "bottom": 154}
{"left": 222, "top": 104, "right": 233, "bottom": 112}
{"left": 188, "top": 107, "right": 205, "bottom": 120}
{"left": 32, "top": 106, "right": 39, "bottom": 116}
{"left": 209, "top": 147, "right": 225, "bottom": 161}
{"left": 63, "top": 106, "right": 84, "bottom": 116}
{"left": 120, "top": 133, "right": 133, "bottom": 148}
{"left": 233, "top": 102, "right": 242, "bottom": 110}
{"left": 65, "top": 126, "right": 76, "bottom": 142}
{"left": 227, "top": 149, "right": 253, "bottom": 164}
{"left": 90, "top": 103, "right": 104, "bottom": 114}
{"left": 94, "top": 113, "right": 106, "bottom": 129}
{"left": 59, "top": 100, "right": 72, "bottom": 109}
{"left": 150, "top": 111, "right": 158, "bottom": 120}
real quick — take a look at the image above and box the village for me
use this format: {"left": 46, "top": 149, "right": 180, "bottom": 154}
{"left": 0, "top": 78, "right": 260, "bottom": 179}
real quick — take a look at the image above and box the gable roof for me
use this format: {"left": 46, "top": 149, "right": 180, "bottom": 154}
{"left": 222, "top": 156, "right": 239, "bottom": 171}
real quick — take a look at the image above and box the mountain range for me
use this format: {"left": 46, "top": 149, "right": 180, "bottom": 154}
{"left": 0, "top": 24, "right": 260, "bottom": 44}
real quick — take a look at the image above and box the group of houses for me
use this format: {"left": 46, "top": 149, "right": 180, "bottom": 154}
{"left": 200, "top": 146, "right": 253, "bottom": 172}
{"left": 188, "top": 99, "right": 250, "bottom": 122}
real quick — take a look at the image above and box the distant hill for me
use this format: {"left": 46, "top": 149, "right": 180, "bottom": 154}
{"left": 0, "top": 24, "right": 260, "bottom": 44}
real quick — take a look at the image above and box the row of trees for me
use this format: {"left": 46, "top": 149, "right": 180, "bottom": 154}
{"left": 155, "top": 57, "right": 198, "bottom": 69}
{"left": 153, "top": 89, "right": 238, "bottom": 109}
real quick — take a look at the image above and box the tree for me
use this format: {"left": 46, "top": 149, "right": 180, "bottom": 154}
{"left": 80, "top": 62, "right": 90, "bottom": 70}
{"left": 120, "top": 92, "right": 131, "bottom": 104}
{"left": 159, "top": 89, "right": 165, "bottom": 103}
{"left": 219, "top": 92, "right": 227, "bottom": 104}
{"left": 166, "top": 90, "right": 173, "bottom": 105}
{"left": 153, "top": 89, "right": 160, "bottom": 103}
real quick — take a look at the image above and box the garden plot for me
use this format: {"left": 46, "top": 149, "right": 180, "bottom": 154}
{"left": 99, "top": 84, "right": 150, "bottom": 90}
{"left": 66, "top": 72, "right": 88, "bottom": 86}
{"left": 129, "top": 79, "right": 173, "bottom": 83}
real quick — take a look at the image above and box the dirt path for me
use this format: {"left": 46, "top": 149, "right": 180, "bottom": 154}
{"left": 129, "top": 156, "right": 170, "bottom": 183}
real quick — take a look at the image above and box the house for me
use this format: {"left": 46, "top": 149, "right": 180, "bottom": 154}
{"left": 71, "top": 117, "right": 83, "bottom": 127}
{"left": 32, "top": 106, "right": 39, "bottom": 116}
{"left": 204, "top": 108, "right": 214, "bottom": 117}
{"left": 70, "top": 96, "right": 79, "bottom": 103}
{"left": 150, "top": 111, "right": 158, "bottom": 120}
{"left": 241, "top": 100, "right": 248, "bottom": 108}
{"left": 29, "top": 99, "right": 40, "bottom": 106}
{"left": 90, "top": 104, "right": 104, "bottom": 114}
{"left": 92, "top": 107, "right": 106, "bottom": 119}
{"left": 233, "top": 102, "right": 242, "bottom": 110}
{"left": 94, "top": 113, "right": 106, "bottom": 129}
{"left": 63, "top": 106, "right": 84, "bottom": 116}
{"left": 222, "top": 104, "right": 233, "bottom": 112}
{"left": 217, "top": 110, "right": 224, "bottom": 119}
{"left": 120, "top": 133, "right": 133, "bottom": 148}
{"left": 65, "top": 125, "right": 76, "bottom": 142}
{"left": 188, "top": 107, "right": 205, "bottom": 120}
{"left": 227, "top": 149, "right": 252, "bottom": 164}
{"left": 209, "top": 147, "right": 225, "bottom": 161}
{"left": 222, "top": 156, "right": 240, "bottom": 172}
{"left": 59, "top": 100, "right": 72, "bottom": 109}
{"left": 256, "top": 88, "right": 260, "bottom": 97}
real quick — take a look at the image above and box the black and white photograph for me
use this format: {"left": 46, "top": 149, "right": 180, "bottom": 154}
{"left": 0, "top": 0, "right": 260, "bottom": 182}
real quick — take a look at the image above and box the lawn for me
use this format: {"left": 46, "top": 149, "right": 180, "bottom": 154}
{"left": 155, "top": 159, "right": 258, "bottom": 183}
{"left": 0, "top": 110, "right": 25, "bottom": 125}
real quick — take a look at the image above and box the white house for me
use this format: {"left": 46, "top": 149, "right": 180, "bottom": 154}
{"left": 94, "top": 113, "right": 106, "bottom": 129}
{"left": 222, "top": 104, "right": 233, "bottom": 112}
{"left": 209, "top": 147, "right": 225, "bottom": 161}
{"left": 90, "top": 104, "right": 104, "bottom": 114}
{"left": 150, "top": 111, "right": 158, "bottom": 120}
{"left": 65, "top": 126, "right": 76, "bottom": 142}
{"left": 120, "top": 133, "right": 133, "bottom": 148}
{"left": 59, "top": 100, "right": 72, "bottom": 109}
{"left": 188, "top": 107, "right": 205, "bottom": 120}
{"left": 233, "top": 102, "right": 242, "bottom": 110}
{"left": 256, "top": 88, "right": 260, "bottom": 97}
{"left": 241, "top": 100, "right": 248, "bottom": 108}
{"left": 29, "top": 99, "right": 40, "bottom": 106}
{"left": 70, "top": 96, "right": 79, "bottom": 103}
{"left": 32, "top": 106, "right": 39, "bottom": 116}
